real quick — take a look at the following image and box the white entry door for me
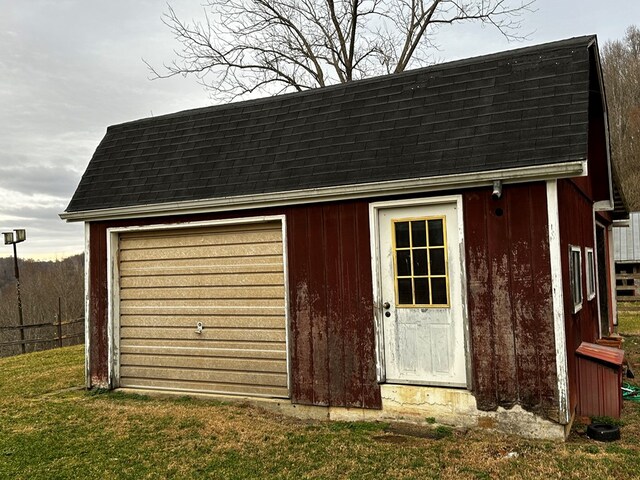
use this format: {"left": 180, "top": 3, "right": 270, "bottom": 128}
{"left": 377, "top": 200, "right": 467, "bottom": 387}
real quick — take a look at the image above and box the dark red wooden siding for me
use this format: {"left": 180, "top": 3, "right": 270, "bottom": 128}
{"left": 557, "top": 178, "right": 599, "bottom": 414}
{"left": 86, "top": 201, "right": 381, "bottom": 408}
{"left": 463, "top": 183, "right": 559, "bottom": 418}
{"left": 88, "top": 222, "right": 109, "bottom": 386}
{"left": 287, "top": 202, "right": 379, "bottom": 407}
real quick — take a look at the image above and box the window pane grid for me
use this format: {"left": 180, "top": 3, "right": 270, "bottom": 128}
{"left": 393, "top": 217, "right": 449, "bottom": 307}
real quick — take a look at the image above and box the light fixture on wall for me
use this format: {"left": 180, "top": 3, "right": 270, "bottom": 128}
{"left": 492, "top": 180, "right": 503, "bottom": 200}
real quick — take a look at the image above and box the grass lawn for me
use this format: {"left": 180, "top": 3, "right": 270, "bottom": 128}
{"left": 618, "top": 302, "right": 640, "bottom": 335}
{"left": 1, "top": 317, "right": 640, "bottom": 479}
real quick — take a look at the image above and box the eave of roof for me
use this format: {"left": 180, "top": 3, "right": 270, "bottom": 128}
{"left": 61, "top": 160, "right": 587, "bottom": 221}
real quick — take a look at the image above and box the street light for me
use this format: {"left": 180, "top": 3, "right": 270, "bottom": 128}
{"left": 3, "top": 229, "right": 26, "bottom": 354}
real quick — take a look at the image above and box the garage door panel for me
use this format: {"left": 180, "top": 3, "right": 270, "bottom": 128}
{"left": 120, "top": 366, "right": 288, "bottom": 387}
{"left": 121, "top": 223, "right": 277, "bottom": 240}
{"left": 120, "top": 305, "right": 285, "bottom": 316}
{"left": 124, "top": 338, "right": 286, "bottom": 352}
{"left": 121, "top": 326, "right": 286, "bottom": 343}
{"left": 121, "top": 353, "right": 285, "bottom": 373}
{"left": 120, "top": 344, "right": 286, "bottom": 360}
{"left": 119, "top": 377, "right": 288, "bottom": 398}
{"left": 119, "top": 242, "right": 282, "bottom": 262}
{"left": 121, "top": 297, "right": 284, "bottom": 309}
{"left": 120, "top": 257, "right": 284, "bottom": 274}
{"left": 120, "top": 229, "right": 282, "bottom": 250}
{"left": 119, "top": 272, "right": 285, "bottom": 288}
{"left": 120, "top": 314, "right": 285, "bottom": 329}
{"left": 118, "top": 221, "right": 289, "bottom": 398}
{"left": 120, "top": 285, "right": 285, "bottom": 301}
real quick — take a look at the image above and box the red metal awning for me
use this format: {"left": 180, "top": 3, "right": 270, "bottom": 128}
{"left": 576, "top": 342, "right": 624, "bottom": 366}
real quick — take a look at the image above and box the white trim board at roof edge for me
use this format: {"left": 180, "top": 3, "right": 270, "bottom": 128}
{"left": 60, "top": 161, "right": 587, "bottom": 222}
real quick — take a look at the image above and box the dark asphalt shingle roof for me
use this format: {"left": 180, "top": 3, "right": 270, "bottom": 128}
{"left": 66, "top": 35, "right": 597, "bottom": 213}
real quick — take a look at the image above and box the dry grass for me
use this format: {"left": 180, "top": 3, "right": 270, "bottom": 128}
{"left": 0, "top": 311, "right": 639, "bottom": 479}
{"left": 618, "top": 303, "right": 640, "bottom": 335}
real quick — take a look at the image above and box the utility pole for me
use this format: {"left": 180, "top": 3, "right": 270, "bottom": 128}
{"left": 3, "top": 229, "right": 26, "bottom": 354}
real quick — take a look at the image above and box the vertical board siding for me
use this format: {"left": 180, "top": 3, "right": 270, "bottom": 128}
{"left": 286, "top": 208, "right": 314, "bottom": 404}
{"left": 529, "top": 195, "right": 560, "bottom": 411}
{"left": 576, "top": 355, "right": 623, "bottom": 418}
{"left": 307, "top": 206, "right": 330, "bottom": 405}
{"left": 487, "top": 191, "right": 518, "bottom": 405}
{"left": 324, "top": 206, "right": 346, "bottom": 406}
{"left": 287, "top": 202, "right": 380, "bottom": 408}
{"left": 614, "top": 212, "right": 640, "bottom": 262}
{"left": 463, "top": 191, "right": 497, "bottom": 405}
{"left": 356, "top": 201, "right": 381, "bottom": 407}
{"left": 89, "top": 222, "right": 108, "bottom": 386}
{"left": 558, "top": 179, "right": 599, "bottom": 414}
{"left": 464, "top": 183, "right": 558, "bottom": 416}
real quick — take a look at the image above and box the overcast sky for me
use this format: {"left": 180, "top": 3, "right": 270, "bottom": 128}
{"left": 1, "top": 0, "right": 638, "bottom": 259}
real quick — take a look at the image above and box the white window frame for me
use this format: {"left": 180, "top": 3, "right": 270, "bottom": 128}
{"left": 585, "top": 247, "right": 596, "bottom": 301}
{"left": 569, "top": 245, "right": 583, "bottom": 313}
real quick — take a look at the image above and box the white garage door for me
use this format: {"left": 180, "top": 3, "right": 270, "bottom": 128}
{"left": 116, "top": 221, "right": 288, "bottom": 398}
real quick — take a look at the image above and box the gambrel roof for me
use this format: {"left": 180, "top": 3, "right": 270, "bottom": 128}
{"left": 65, "top": 35, "right": 611, "bottom": 218}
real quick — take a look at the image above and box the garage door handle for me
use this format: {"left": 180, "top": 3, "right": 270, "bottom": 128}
{"left": 195, "top": 322, "right": 204, "bottom": 334}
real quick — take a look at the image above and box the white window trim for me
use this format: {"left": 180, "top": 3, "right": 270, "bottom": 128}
{"left": 585, "top": 247, "right": 596, "bottom": 301}
{"left": 569, "top": 245, "right": 583, "bottom": 314}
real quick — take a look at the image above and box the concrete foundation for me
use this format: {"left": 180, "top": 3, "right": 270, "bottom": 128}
{"left": 116, "top": 384, "right": 568, "bottom": 441}
{"left": 328, "top": 385, "right": 567, "bottom": 441}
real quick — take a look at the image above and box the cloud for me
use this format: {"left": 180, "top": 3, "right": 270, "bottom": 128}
{"left": 0, "top": 1, "right": 207, "bottom": 259}
{"left": 0, "top": 164, "right": 83, "bottom": 200}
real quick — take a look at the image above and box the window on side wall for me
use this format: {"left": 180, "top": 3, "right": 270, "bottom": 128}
{"left": 585, "top": 247, "right": 596, "bottom": 301}
{"left": 569, "top": 245, "right": 583, "bottom": 313}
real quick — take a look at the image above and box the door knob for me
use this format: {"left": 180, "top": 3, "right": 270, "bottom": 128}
{"left": 383, "top": 302, "right": 391, "bottom": 309}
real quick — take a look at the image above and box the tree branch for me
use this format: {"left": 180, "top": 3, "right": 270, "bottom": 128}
{"left": 147, "top": 0, "right": 536, "bottom": 100}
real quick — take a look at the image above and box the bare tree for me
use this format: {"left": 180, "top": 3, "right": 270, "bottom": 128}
{"left": 602, "top": 26, "right": 640, "bottom": 210}
{"left": 0, "top": 255, "right": 84, "bottom": 356}
{"left": 147, "top": 0, "right": 533, "bottom": 100}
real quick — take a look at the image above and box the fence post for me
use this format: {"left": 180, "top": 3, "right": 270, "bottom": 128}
{"left": 57, "top": 297, "right": 63, "bottom": 349}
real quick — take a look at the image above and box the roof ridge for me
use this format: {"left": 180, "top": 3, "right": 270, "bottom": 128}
{"left": 109, "top": 34, "right": 596, "bottom": 131}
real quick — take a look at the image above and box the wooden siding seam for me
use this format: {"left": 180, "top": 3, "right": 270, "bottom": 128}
{"left": 526, "top": 189, "right": 544, "bottom": 407}
{"left": 354, "top": 203, "right": 365, "bottom": 407}
{"left": 486, "top": 194, "right": 499, "bottom": 405}
{"left": 84, "top": 222, "right": 91, "bottom": 389}
{"left": 504, "top": 190, "right": 519, "bottom": 404}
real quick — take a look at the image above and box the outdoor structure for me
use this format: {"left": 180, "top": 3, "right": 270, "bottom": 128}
{"left": 614, "top": 211, "right": 640, "bottom": 299}
{"left": 62, "top": 35, "right": 628, "bottom": 440}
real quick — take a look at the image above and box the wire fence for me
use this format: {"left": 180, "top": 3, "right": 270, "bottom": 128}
{"left": 617, "top": 272, "right": 640, "bottom": 302}
{"left": 617, "top": 271, "right": 640, "bottom": 316}
{"left": 0, "top": 317, "right": 84, "bottom": 358}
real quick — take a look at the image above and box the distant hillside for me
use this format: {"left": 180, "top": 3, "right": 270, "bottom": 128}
{"left": 0, "top": 257, "right": 15, "bottom": 291}
{"left": 0, "top": 254, "right": 84, "bottom": 327}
